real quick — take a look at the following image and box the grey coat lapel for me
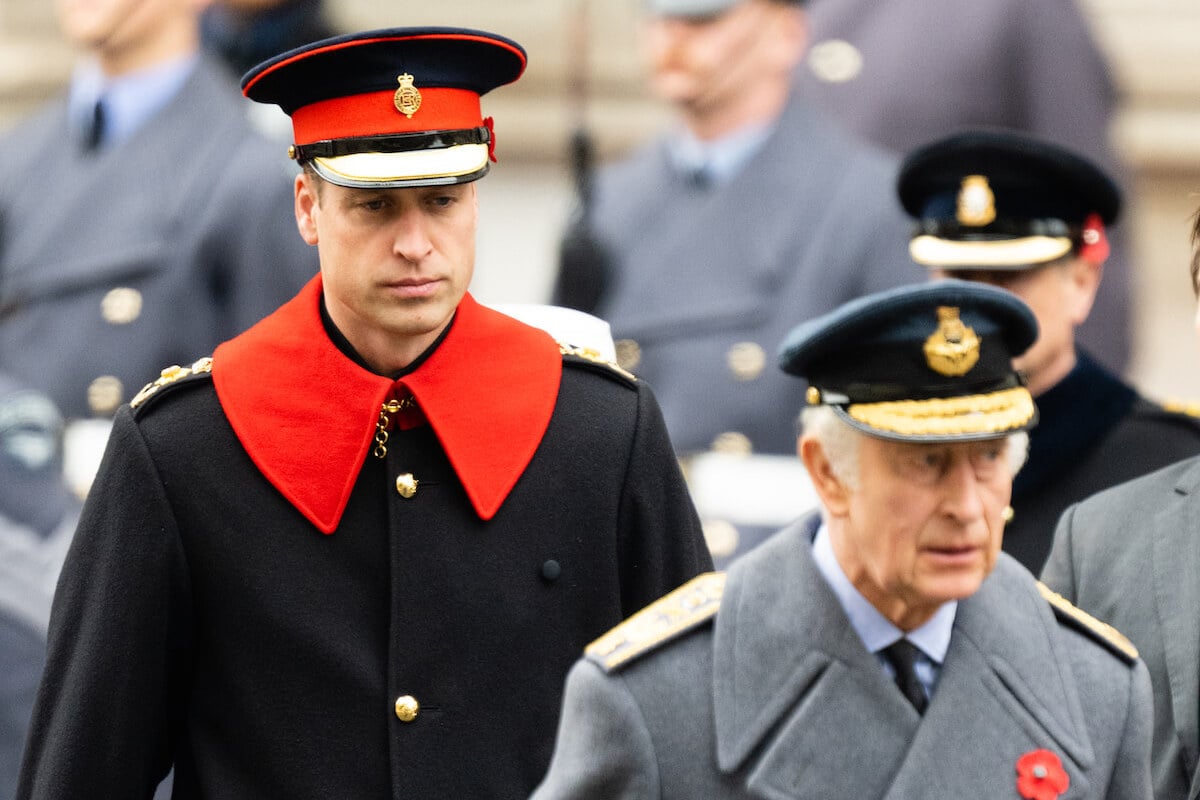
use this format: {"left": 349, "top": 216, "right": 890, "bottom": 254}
{"left": 713, "top": 521, "right": 921, "bottom": 800}
{"left": 714, "top": 528, "right": 1094, "bottom": 800}
{"left": 1152, "top": 459, "right": 1200, "bottom": 780}
{"left": 884, "top": 557, "right": 1094, "bottom": 798}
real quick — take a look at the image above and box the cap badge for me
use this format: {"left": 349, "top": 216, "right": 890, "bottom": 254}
{"left": 923, "top": 306, "right": 980, "bottom": 377}
{"left": 956, "top": 175, "right": 996, "bottom": 227}
{"left": 393, "top": 73, "right": 423, "bottom": 118}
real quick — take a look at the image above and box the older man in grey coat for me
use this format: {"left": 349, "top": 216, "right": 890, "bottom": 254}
{"left": 533, "top": 281, "right": 1153, "bottom": 799}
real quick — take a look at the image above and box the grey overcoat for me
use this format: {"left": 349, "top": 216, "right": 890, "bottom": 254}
{"left": 534, "top": 519, "right": 1154, "bottom": 799}
{"left": 0, "top": 56, "right": 318, "bottom": 420}
{"left": 583, "top": 93, "right": 921, "bottom": 459}
{"left": 1043, "top": 456, "right": 1200, "bottom": 800}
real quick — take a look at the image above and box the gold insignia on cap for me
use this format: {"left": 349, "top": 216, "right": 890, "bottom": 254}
{"left": 957, "top": 175, "right": 996, "bottom": 227}
{"left": 393, "top": 73, "right": 422, "bottom": 118}
{"left": 806, "top": 386, "right": 822, "bottom": 405}
{"left": 924, "top": 306, "right": 980, "bottom": 377}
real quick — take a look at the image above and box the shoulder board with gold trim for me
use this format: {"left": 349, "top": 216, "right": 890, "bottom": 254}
{"left": 585, "top": 572, "right": 725, "bottom": 673}
{"left": 1160, "top": 397, "right": 1200, "bottom": 419}
{"left": 1037, "top": 582, "right": 1138, "bottom": 664}
{"left": 559, "top": 342, "right": 637, "bottom": 387}
{"left": 130, "top": 357, "right": 214, "bottom": 416}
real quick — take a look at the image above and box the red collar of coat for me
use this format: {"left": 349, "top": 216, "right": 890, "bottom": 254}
{"left": 212, "top": 276, "right": 562, "bottom": 533}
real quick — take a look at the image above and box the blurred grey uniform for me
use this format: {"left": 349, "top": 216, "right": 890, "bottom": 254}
{"left": 0, "top": 375, "right": 77, "bottom": 800}
{"left": 533, "top": 520, "right": 1153, "bottom": 800}
{"left": 794, "top": 0, "right": 1131, "bottom": 372}
{"left": 1043, "top": 458, "right": 1200, "bottom": 800}
{"left": 591, "top": 93, "right": 918, "bottom": 459}
{"left": 0, "top": 55, "right": 318, "bottom": 424}
{"left": 587, "top": 94, "right": 919, "bottom": 561}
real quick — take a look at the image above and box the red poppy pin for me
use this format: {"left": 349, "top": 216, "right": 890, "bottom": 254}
{"left": 1016, "top": 749, "right": 1069, "bottom": 800}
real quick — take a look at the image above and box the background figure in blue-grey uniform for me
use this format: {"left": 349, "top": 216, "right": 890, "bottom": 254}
{"left": 201, "top": 0, "right": 338, "bottom": 78}
{"left": 0, "top": 373, "right": 78, "bottom": 800}
{"left": 533, "top": 281, "right": 1154, "bottom": 800}
{"left": 0, "top": 0, "right": 319, "bottom": 493}
{"left": 552, "top": 0, "right": 921, "bottom": 564}
{"left": 898, "top": 130, "right": 1200, "bottom": 573}
{"left": 1040, "top": 208, "right": 1200, "bottom": 800}
{"left": 795, "top": 0, "right": 1132, "bottom": 375}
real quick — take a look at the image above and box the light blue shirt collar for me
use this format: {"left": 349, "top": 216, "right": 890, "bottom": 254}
{"left": 669, "top": 120, "right": 774, "bottom": 186}
{"left": 812, "top": 522, "right": 956, "bottom": 663}
{"left": 69, "top": 54, "right": 199, "bottom": 149}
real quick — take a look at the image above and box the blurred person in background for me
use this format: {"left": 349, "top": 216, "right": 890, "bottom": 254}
{"left": 795, "top": 0, "right": 1132, "bottom": 375}
{"left": 0, "top": 374, "right": 76, "bottom": 800}
{"left": 1041, "top": 206, "right": 1200, "bottom": 800}
{"left": 0, "top": 0, "right": 319, "bottom": 497}
{"left": 552, "top": 0, "right": 921, "bottom": 566}
{"left": 201, "top": 0, "right": 338, "bottom": 77}
{"left": 898, "top": 130, "right": 1200, "bottom": 572}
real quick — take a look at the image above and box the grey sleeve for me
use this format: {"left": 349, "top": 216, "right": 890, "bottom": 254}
{"left": 1105, "top": 659, "right": 1155, "bottom": 799}
{"left": 530, "top": 659, "right": 661, "bottom": 800}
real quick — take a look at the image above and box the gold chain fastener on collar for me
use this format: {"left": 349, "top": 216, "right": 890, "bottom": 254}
{"left": 373, "top": 396, "right": 416, "bottom": 458}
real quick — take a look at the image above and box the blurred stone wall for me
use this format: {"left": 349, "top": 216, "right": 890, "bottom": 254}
{"left": 3, "top": 0, "right": 1200, "bottom": 399}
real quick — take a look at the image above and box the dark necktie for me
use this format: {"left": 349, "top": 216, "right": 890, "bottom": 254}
{"left": 881, "top": 638, "right": 928, "bottom": 714}
{"left": 84, "top": 99, "right": 106, "bottom": 151}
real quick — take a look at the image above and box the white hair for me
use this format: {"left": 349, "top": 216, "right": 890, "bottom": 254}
{"left": 798, "top": 405, "right": 1030, "bottom": 487}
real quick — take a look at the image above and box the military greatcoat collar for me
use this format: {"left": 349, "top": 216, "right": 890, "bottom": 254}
{"left": 713, "top": 520, "right": 1096, "bottom": 799}
{"left": 212, "top": 276, "right": 562, "bottom": 533}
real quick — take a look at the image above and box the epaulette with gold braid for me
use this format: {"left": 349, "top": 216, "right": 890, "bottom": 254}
{"left": 130, "top": 357, "right": 214, "bottom": 412}
{"left": 585, "top": 572, "right": 725, "bottom": 673}
{"left": 1161, "top": 397, "right": 1200, "bottom": 419}
{"left": 559, "top": 343, "right": 637, "bottom": 385}
{"left": 1037, "top": 582, "right": 1139, "bottom": 664}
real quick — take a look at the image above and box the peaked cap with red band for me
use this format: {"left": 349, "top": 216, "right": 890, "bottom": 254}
{"left": 241, "top": 27, "right": 527, "bottom": 188}
{"left": 897, "top": 129, "right": 1121, "bottom": 271}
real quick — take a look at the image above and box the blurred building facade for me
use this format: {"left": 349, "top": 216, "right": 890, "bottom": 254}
{"left": 3, "top": 0, "right": 1199, "bottom": 401}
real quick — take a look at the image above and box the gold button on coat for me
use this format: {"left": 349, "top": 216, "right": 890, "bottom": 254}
{"left": 808, "top": 39, "right": 864, "bottom": 83}
{"left": 615, "top": 339, "right": 642, "bottom": 371}
{"left": 726, "top": 342, "right": 766, "bottom": 381}
{"left": 101, "top": 287, "right": 143, "bottom": 325}
{"left": 87, "top": 376, "right": 124, "bottom": 415}
{"left": 703, "top": 519, "right": 740, "bottom": 560}
{"left": 395, "top": 473, "right": 419, "bottom": 498}
{"left": 394, "top": 695, "right": 419, "bottom": 722}
{"left": 711, "top": 432, "right": 753, "bottom": 456}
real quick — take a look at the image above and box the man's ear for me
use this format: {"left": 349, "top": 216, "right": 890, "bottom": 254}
{"left": 1065, "top": 253, "right": 1103, "bottom": 326}
{"left": 799, "top": 435, "right": 850, "bottom": 517}
{"left": 295, "top": 173, "right": 320, "bottom": 246}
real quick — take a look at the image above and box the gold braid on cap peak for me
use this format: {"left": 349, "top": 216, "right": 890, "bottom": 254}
{"left": 847, "top": 386, "right": 1034, "bottom": 437}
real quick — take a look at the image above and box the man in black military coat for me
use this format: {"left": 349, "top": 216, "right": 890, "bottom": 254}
{"left": 898, "top": 130, "right": 1200, "bottom": 571}
{"left": 16, "top": 28, "right": 712, "bottom": 800}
